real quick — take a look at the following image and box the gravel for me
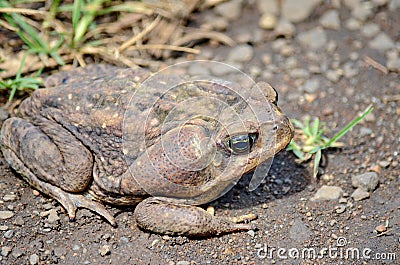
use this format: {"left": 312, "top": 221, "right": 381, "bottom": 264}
{"left": 282, "top": 0, "right": 322, "bottom": 23}
{"left": 297, "top": 27, "right": 328, "bottom": 50}
{"left": 351, "top": 172, "right": 379, "bottom": 191}
{"left": 351, "top": 188, "right": 370, "bottom": 201}
{"left": 319, "top": 10, "right": 341, "bottom": 30}
{"left": 275, "top": 18, "right": 296, "bottom": 37}
{"left": 0, "top": 210, "right": 14, "bottom": 220}
{"left": 214, "top": 0, "right": 242, "bottom": 20}
{"left": 368, "top": 32, "right": 395, "bottom": 51}
{"left": 310, "top": 185, "right": 344, "bottom": 201}
{"left": 227, "top": 44, "right": 254, "bottom": 62}
{"left": 361, "top": 23, "right": 381, "bottom": 38}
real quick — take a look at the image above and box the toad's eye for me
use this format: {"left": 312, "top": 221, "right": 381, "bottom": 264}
{"left": 225, "top": 133, "right": 258, "bottom": 154}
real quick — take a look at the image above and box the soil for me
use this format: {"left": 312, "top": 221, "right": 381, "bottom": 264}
{"left": 0, "top": 1, "right": 399, "bottom": 265}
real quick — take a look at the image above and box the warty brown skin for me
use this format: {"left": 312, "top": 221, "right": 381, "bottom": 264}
{"left": 0, "top": 64, "right": 293, "bottom": 236}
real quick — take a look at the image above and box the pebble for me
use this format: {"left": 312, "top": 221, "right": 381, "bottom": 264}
{"left": 351, "top": 188, "right": 370, "bottom": 201}
{"left": 259, "top": 13, "right": 277, "bottom": 30}
{"left": 351, "top": 2, "right": 373, "bottom": 21}
{"left": 0, "top": 211, "right": 14, "bottom": 220}
{"left": 345, "top": 18, "right": 361, "bottom": 30}
{"left": 387, "top": 57, "right": 400, "bottom": 72}
{"left": 12, "top": 248, "right": 23, "bottom": 259}
{"left": 289, "top": 68, "right": 310, "bottom": 79}
{"left": 282, "top": 0, "right": 322, "bottom": 23}
{"left": 210, "top": 62, "right": 241, "bottom": 76}
{"left": 352, "top": 172, "right": 379, "bottom": 191}
{"left": 375, "top": 224, "right": 387, "bottom": 233}
{"left": 303, "top": 78, "right": 320, "bottom": 93}
{"left": 188, "top": 63, "right": 210, "bottom": 76}
{"left": 99, "top": 244, "right": 111, "bottom": 256}
{"left": 325, "top": 69, "right": 343, "bottom": 83}
{"left": 256, "top": 0, "right": 279, "bottom": 15}
{"left": 359, "top": 127, "right": 374, "bottom": 137}
{"left": 343, "top": 0, "right": 361, "bottom": 9}
{"left": 1, "top": 246, "right": 12, "bottom": 257}
{"left": 274, "top": 18, "right": 296, "bottom": 38}
{"left": 369, "top": 33, "right": 395, "bottom": 51}
{"left": 177, "top": 261, "right": 190, "bottom": 265}
{"left": 343, "top": 62, "right": 359, "bottom": 79}
{"left": 310, "top": 185, "right": 344, "bottom": 201}
{"left": 247, "top": 230, "right": 255, "bottom": 237}
{"left": 297, "top": 27, "right": 327, "bottom": 50}
{"left": 361, "top": 23, "right": 380, "bottom": 38}
{"left": 47, "top": 209, "right": 60, "bottom": 223}
{"left": 214, "top": 0, "right": 242, "bottom": 21}
{"left": 4, "top": 230, "right": 14, "bottom": 239}
{"left": 30, "top": 254, "right": 39, "bottom": 265}
{"left": 339, "top": 198, "right": 348, "bottom": 204}
{"left": 335, "top": 205, "right": 346, "bottom": 214}
{"left": 2, "top": 194, "right": 17, "bottom": 202}
{"left": 319, "top": 10, "right": 341, "bottom": 30}
{"left": 227, "top": 44, "right": 254, "bottom": 62}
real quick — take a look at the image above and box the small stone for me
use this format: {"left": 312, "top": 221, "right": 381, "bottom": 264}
{"left": 345, "top": 18, "right": 361, "bottom": 30}
{"left": 361, "top": 23, "right": 380, "bottom": 38}
{"left": 261, "top": 54, "right": 272, "bottom": 65}
{"left": 259, "top": 13, "right": 277, "bottom": 29}
{"left": 227, "top": 44, "right": 254, "bottom": 62}
{"left": 326, "top": 69, "right": 343, "bottom": 82}
{"left": 177, "top": 261, "right": 190, "bottom": 265}
{"left": 32, "top": 190, "right": 40, "bottom": 196}
{"left": 47, "top": 209, "right": 60, "bottom": 223}
{"left": 311, "top": 185, "right": 344, "bottom": 201}
{"left": 2, "top": 194, "right": 17, "bottom": 202}
{"left": 297, "top": 27, "right": 327, "bottom": 50}
{"left": 289, "top": 219, "right": 311, "bottom": 242}
{"left": 0, "top": 211, "right": 14, "bottom": 220}
{"left": 352, "top": 172, "right": 379, "bottom": 191}
{"left": 343, "top": 0, "right": 361, "bottom": 9}
{"left": 214, "top": 0, "right": 242, "bottom": 21}
{"left": 352, "top": 2, "right": 373, "bottom": 21}
{"left": 1, "top": 246, "right": 12, "bottom": 257}
{"left": 0, "top": 226, "right": 8, "bottom": 231}
{"left": 210, "top": 62, "right": 241, "bottom": 76}
{"left": 11, "top": 248, "right": 23, "bottom": 259}
{"left": 289, "top": 68, "right": 310, "bottom": 79}
{"left": 351, "top": 188, "right": 370, "bottom": 201}
{"left": 247, "top": 230, "right": 255, "bottom": 237}
{"left": 257, "top": 0, "right": 279, "bottom": 15}
{"left": 369, "top": 33, "right": 395, "bottom": 51}
{"left": 303, "top": 78, "right": 320, "bottom": 93}
{"left": 188, "top": 63, "right": 210, "bottom": 76}
{"left": 99, "top": 245, "right": 111, "bottom": 256}
{"left": 275, "top": 18, "right": 296, "bottom": 38}
{"left": 338, "top": 198, "right": 347, "bottom": 204}
{"left": 30, "top": 254, "right": 39, "bottom": 265}
{"left": 319, "top": 10, "right": 341, "bottom": 30}
{"left": 4, "top": 230, "right": 14, "bottom": 239}
{"left": 0, "top": 107, "right": 9, "bottom": 124}
{"left": 343, "top": 62, "right": 359, "bottom": 79}
{"left": 375, "top": 224, "right": 387, "bottom": 233}
{"left": 387, "top": 57, "right": 400, "bottom": 72}
{"left": 282, "top": 0, "right": 322, "bottom": 23}
{"left": 335, "top": 205, "right": 346, "bottom": 214}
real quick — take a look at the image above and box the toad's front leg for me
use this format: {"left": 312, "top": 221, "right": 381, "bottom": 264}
{"left": 134, "top": 197, "right": 256, "bottom": 237}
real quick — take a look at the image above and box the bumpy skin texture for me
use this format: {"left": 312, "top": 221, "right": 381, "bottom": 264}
{"left": 0, "top": 65, "right": 294, "bottom": 236}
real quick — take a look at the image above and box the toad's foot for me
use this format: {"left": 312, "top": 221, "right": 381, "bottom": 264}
{"left": 134, "top": 197, "right": 256, "bottom": 237}
{"left": 1, "top": 146, "right": 116, "bottom": 226}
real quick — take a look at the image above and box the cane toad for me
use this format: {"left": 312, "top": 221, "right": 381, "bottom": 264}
{"left": 0, "top": 64, "right": 293, "bottom": 236}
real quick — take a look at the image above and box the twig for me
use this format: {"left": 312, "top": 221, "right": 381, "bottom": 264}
{"left": 117, "top": 15, "right": 161, "bottom": 53}
{"left": 126, "top": 44, "right": 200, "bottom": 54}
{"left": 173, "top": 30, "right": 236, "bottom": 47}
{"left": 364, "top": 56, "right": 388, "bottom": 74}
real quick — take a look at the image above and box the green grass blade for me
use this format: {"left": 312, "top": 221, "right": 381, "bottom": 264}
{"left": 313, "top": 149, "right": 322, "bottom": 178}
{"left": 323, "top": 105, "right": 374, "bottom": 148}
{"left": 310, "top": 117, "right": 320, "bottom": 136}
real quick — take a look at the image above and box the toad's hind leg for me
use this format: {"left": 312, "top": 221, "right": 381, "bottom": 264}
{"left": 0, "top": 117, "right": 115, "bottom": 225}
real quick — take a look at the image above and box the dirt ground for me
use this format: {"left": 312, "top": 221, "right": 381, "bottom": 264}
{"left": 0, "top": 1, "right": 399, "bottom": 264}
